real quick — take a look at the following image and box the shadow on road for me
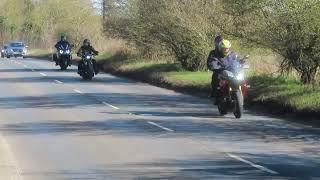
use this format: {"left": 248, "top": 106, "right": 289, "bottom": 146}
{"left": 0, "top": 92, "right": 319, "bottom": 141}
{"left": 0, "top": 68, "right": 77, "bottom": 73}
{"left": 16, "top": 157, "right": 285, "bottom": 179}
{"left": 20, "top": 154, "right": 317, "bottom": 179}
{"left": 0, "top": 75, "right": 134, "bottom": 85}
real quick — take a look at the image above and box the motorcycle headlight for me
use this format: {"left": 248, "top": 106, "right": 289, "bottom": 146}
{"left": 236, "top": 73, "right": 245, "bottom": 81}
{"left": 59, "top": 50, "right": 63, "bottom": 54}
{"left": 86, "top": 55, "right": 91, "bottom": 60}
{"left": 1, "top": 50, "right": 4, "bottom": 53}
{"left": 66, "top": 50, "right": 70, "bottom": 54}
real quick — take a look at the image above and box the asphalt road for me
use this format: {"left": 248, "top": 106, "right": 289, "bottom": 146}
{"left": 0, "top": 57, "right": 319, "bottom": 180}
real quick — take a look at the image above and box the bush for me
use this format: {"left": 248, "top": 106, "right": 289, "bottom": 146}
{"left": 216, "top": 0, "right": 320, "bottom": 84}
{"left": 104, "top": 0, "right": 217, "bottom": 71}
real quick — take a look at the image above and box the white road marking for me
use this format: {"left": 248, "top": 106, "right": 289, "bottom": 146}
{"left": 31, "top": 69, "right": 35, "bottom": 72}
{"left": 147, "top": 121, "right": 174, "bottom": 132}
{"left": 227, "top": 153, "right": 278, "bottom": 175}
{"left": 54, "top": 80, "right": 63, "bottom": 84}
{"left": 140, "top": 113, "right": 153, "bottom": 116}
{"left": 39, "top": 73, "right": 47, "bottom": 77}
{"left": 102, "top": 102, "right": 120, "bottom": 110}
{"left": 73, "top": 89, "right": 83, "bottom": 94}
{"left": 23, "top": 64, "right": 28, "bottom": 68}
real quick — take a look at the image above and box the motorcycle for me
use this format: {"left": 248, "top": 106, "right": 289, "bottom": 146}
{"left": 212, "top": 55, "right": 249, "bottom": 119}
{"left": 56, "top": 44, "right": 72, "bottom": 70}
{"left": 78, "top": 51, "right": 95, "bottom": 80}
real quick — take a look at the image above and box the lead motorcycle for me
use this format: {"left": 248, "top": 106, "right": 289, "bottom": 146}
{"left": 212, "top": 55, "right": 249, "bottom": 119}
{"left": 78, "top": 51, "right": 95, "bottom": 80}
{"left": 56, "top": 44, "right": 72, "bottom": 70}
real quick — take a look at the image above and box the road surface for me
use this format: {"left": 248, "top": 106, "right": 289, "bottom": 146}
{"left": 0, "top": 57, "right": 319, "bottom": 180}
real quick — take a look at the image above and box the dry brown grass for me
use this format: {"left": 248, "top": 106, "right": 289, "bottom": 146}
{"left": 248, "top": 54, "right": 280, "bottom": 74}
{"left": 94, "top": 38, "right": 135, "bottom": 56}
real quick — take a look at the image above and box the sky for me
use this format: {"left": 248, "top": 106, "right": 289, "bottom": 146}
{"left": 91, "top": 0, "right": 102, "bottom": 11}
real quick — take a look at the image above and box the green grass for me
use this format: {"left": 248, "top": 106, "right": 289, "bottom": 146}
{"left": 249, "top": 75, "right": 320, "bottom": 112}
{"left": 28, "top": 49, "right": 51, "bottom": 57}
{"left": 95, "top": 53, "right": 112, "bottom": 61}
{"left": 164, "top": 71, "right": 211, "bottom": 89}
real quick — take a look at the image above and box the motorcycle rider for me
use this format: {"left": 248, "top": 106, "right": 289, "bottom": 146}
{"left": 54, "top": 35, "right": 71, "bottom": 65}
{"left": 77, "top": 39, "right": 99, "bottom": 74}
{"left": 207, "top": 39, "right": 237, "bottom": 104}
{"left": 207, "top": 35, "right": 224, "bottom": 98}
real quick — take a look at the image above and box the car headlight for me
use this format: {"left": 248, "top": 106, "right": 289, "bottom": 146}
{"left": 1, "top": 50, "right": 4, "bottom": 53}
{"left": 236, "top": 73, "right": 245, "bottom": 81}
{"left": 59, "top": 50, "right": 63, "bottom": 54}
{"left": 86, "top": 55, "right": 91, "bottom": 60}
{"left": 66, "top": 50, "right": 70, "bottom": 54}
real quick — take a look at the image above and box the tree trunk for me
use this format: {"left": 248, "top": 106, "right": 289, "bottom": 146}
{"left": 300, "top": 69, "right": 317, "bottom": 84}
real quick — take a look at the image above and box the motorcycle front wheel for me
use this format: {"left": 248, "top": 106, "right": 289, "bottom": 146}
{"left": 82, "top": 75, "right": 93, "bottom": 80}
{"left": 233, "top": 91, "right": 244, "bottom": 119}
{"left": 60, "top": 58, "right": 69, "bottom": 70}
{"left": 217, "top": 98, "right": 228, "bottom": 116}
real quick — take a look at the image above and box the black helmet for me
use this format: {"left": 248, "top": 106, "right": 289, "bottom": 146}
{"left": 214, "top": 35, "right": 223, "bottom": 47}
{"left": 61, "top": 35, "right": 67, "bottom": 41}
{"left": 83, "top": 39, "right": 90, "bottom": 46}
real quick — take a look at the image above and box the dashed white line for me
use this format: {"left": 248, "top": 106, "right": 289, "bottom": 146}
{"left": 54, "top": 80, "right": 63, "bottom": 84}
{"left": 39, "top": 73, "right": 47, "bottom": 77}
{"left": 23, "top": 64, "right": 28, "bottom": 68}
{"left": 102, "top": 102, "right": 120, "bottom": 110}
{"left": 73, "top": 89, "right": 83, "bottom": 94}
{"left": 227, "top": 153, "right": 278, "bottom": 175}
{"left": 140, "top": 113, "right": 153, "bottom": 116}
{"left": 147, "top": 121, "right": 174, "bottom": 132}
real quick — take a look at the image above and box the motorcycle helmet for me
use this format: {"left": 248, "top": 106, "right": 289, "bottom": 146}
{"left": 214, "top": 35, "right": 223, "bottom": 48}
{"left": 83, "top": 39, "right": 90, "bottom": 46}
{"left": 219, "top": 39, "right": 231, "bottom": 56}
{"left": 61, "top": 35, "right": 67, "bottom": 41}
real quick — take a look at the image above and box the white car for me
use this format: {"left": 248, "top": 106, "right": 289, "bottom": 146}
{"left": 6, "top": 42, "right": 28, "bottom": 58}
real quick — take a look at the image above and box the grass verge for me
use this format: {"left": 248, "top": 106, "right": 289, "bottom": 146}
{"left": 27, "top": 49, "right": 52, "bottom": 59}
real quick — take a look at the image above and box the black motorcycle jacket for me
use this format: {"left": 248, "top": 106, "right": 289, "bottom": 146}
{"left": 207, "top": 49, "right": 224, "bottom": 70}
{"left": 55, "top": 40, "right": 71, "bottom": 49}
{"left": 77, "top": 45, "right": 98, "bottom": 57}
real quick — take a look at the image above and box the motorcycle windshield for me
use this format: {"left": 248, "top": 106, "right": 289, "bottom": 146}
{"left": 58, "top": 43, "right": 70, "bottom": 51}
{"left": 219, "top": 53, "right": 240, "bottom": 73}
{"left": 225, "top": 60, "right": 241, "bottom": 73}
